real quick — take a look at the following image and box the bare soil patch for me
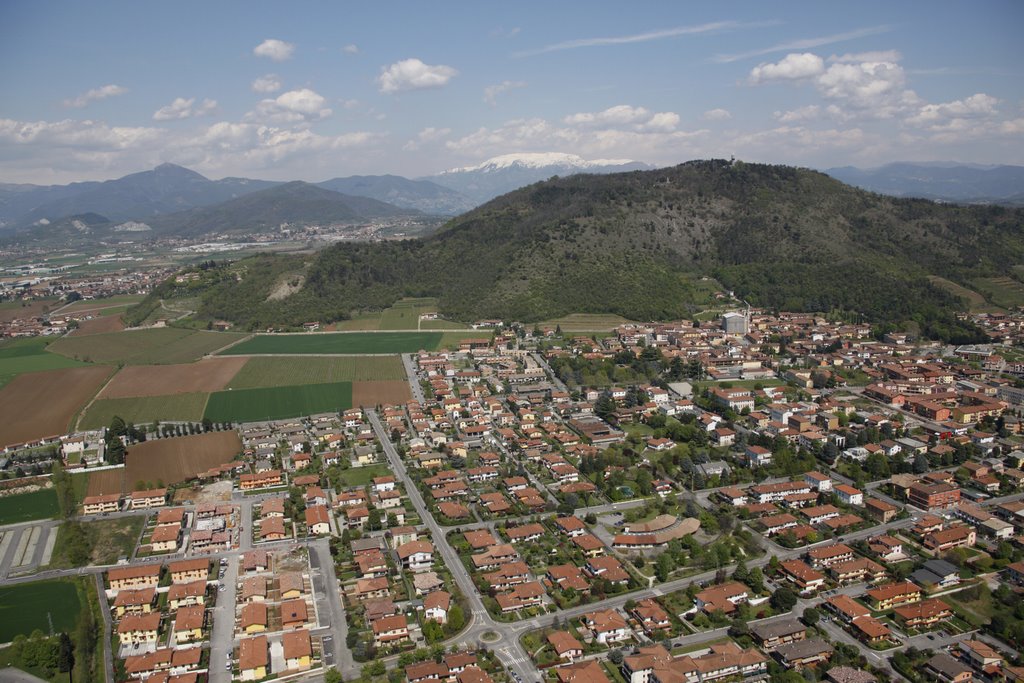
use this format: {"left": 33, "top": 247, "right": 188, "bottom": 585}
{"left": 124, "top": 431, "right": 242, "bottom": 487}
{"left": 351, "top": 380, "right": 411, "bottom": 407}
{"left": 100, "top": 357, "right": 248, "bottom": 399}
{"left": 0, "top": 366, "right": 112, "bottom": 447}
{"left": 69, "top": 315, "right": 126, "bottom": 336}
{"left": 87, "top": 469, "right": 126, "bottom": 497}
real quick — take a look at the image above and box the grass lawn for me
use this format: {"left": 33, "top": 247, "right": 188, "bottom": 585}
{"left": 0, "top": 489, "right": 60, "bottom": 525}
{"left": 48, "top": 517, "right": 146, "bottom": 568}
{"left": 437, "top": 331, "right": 493, "bottom": 350}
{"left": 0, "top": 579, "right": 81, "bottom": 641}
{"left": 331, "top": 463, "right": 391, "bottom": 487}
{"left": 80, "top": 393, "right": 210, "bottom": 429}
{"left": 204, "top": 381, "right": 352, "bottom": 422}
{"left": 227, "top": 355, "right": 406, "bottom": 388}
{"left": 221, "top": 332, "right": 443, "bottom": 355}
{"left": 0, "top": 337, "right": 91, "bottom": 389}
{"left": 419, "top": 319, "right": 469, "bottom": 330}
{"left": 540, "top": 313, "right": 636, "bottom": 332}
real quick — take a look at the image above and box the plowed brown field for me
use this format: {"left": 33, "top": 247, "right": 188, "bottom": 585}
{"left": 69, "top": 316, "right": 126, "bottom": 336}
{"left": 0, "top": 366, "right": 112, "bottom": 447}
{"left": 351, "top": 380, "right": 411, "bottom": 407}
{"left": 123, "top": 431, "right": 242, "bottom": 486}
{"left": 100, "top": 357, "right": 247, "bottom": 398}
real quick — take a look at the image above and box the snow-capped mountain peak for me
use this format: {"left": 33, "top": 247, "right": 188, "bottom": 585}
{"left": 442, "top": 152, "right": 638, "bottom": 174}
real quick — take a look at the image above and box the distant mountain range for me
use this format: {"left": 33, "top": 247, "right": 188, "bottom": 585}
{"left": 825, "top": 162, "right": 1024, "bottom": 205}
{"left": 423, "top": 152, "right": 653, "bottom": 204}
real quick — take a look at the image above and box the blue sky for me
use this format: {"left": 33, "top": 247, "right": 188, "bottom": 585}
{"left": 0, "top": 0, "right": 1022, "bottom": 183}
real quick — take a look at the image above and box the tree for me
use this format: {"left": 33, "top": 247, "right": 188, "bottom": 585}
{"left": 655, "top": 553, "right": 673, "bottom": 582}
{"left": 771, "top": 586, "right": 797, "bottom": 612}
{"left": 913, "top": 453, "right": 930, "bottom": 474}
{"left": 447, "top": 604, "right": 465, "bottom": 632}
{"left": 325, "top": 667, "right": 344, "bottom": 683}
{"left": 57, "top": 633, "right": 75, "bottom": 683}
{"left": 609, "top": 649, "right": 624, "bottom": 665}
{"left": 802, "top": 607, "right": 820, "bottom": 626}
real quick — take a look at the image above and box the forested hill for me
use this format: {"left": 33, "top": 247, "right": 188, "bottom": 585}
{"left": 133, "top": 160, "right": 1024, "bottom": 339}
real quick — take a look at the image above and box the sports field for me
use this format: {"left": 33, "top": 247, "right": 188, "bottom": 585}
{"left": 0, "top": 366, "right": 112, "bottom": 448}
{"left": 0, "top": 337, "right": 91, "bottom": 389}
{"left": 0, "top": 489, "right": 60, "bottom": 525}
{"left": 0, "top": 579, "right": 83, "bottom": 642}
{"left": 221, "top": 332, "right": 443, "bottom": 355}
{"left": 80, "top": 392, "right": 210, "bottom": 430}
{"left": 204, "top": 381, "right": 352, "bottom": 422}
{"left": 125, "top": 431, "right": 242, "bottom": 486}
{"left": 227, "top": 355, "right": 405, "bottom": 388}
{"left": 50, "top": 328, "right": 245, "bottom": 365}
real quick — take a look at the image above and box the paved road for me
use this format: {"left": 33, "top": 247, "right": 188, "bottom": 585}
{"left": 208, "top": 554, "right": 238, "bottom": 683}
{"left": 368, "top": 410, "right": 539, "bottom": 683}
{"left": 94, "top": 572, "right": 115, "bottom": 683}
{"left": 530, "top": 352, "right": 568, "bottom": 393}
{"left": 402, "top": 354, "right": 426, "bottom": 404}
{"left": 309, "top": 539, "right": 359, "bottom": 679}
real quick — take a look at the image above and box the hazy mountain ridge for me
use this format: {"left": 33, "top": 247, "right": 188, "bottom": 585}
{"left": 826, "top": 162, "right": 1024, "bottom": 205}
{"left": 424, "top": 152, "right": 654, "bottom": 204}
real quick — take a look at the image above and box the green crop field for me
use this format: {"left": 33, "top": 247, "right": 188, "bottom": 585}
{"left": 0, "top": 338, "right": 90, "bottom": 389}
{"left": 81, "top": 393, "right": 210, "bottom": 429}
{"left": 0, "top": 579, "right": 82, "bottom": 642}
{"left": 540, "top": 313, "right": 636, "bottom": 332}
{"left": 204, "top": 381, "right": 352, "bottom": 422}
{"left": 0, "top": 489, "right": 60, "bottom": 525}
{"left": 49, "top": 328, "right": 245, "bottom": 365}
{"left": 221, "top": 332, "right": 443, "bottom": 355}
{"left": 437, "top": 331, "right": 493, "bottom": 349}
{"left": 228, "top": 356, "right": 406, "bottom": 388}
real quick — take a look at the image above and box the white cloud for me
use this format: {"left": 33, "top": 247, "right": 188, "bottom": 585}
{"left": 565, "top": 105, "right": 652, "bottom": 127}
{"left": 342, "top": 44, "right": 359, "bottom": 55}
{"left": 153, "top": 97, "right": 217, "bottom": 121}
{"left": 640, "top": 112, "right": 681, "bottom": 133}
{"left": 906, "top": 93, "right": 999, "bottom": 127}
{"left": 251, "top": 74, "right": 282, "bottom": 94}
{"left": 829, "top": 50, "right": 902, "bottom": 64}
{"left": 402, "top": 126, "right": 451, "bottom": 151}
{"left": 63, "top": 84, "right": 128, "bottom": 109}
{"left": 750, "top": 53, "right": 824, "bottom": 83}
{"left": 378, "top": 58, "right": 458, "bottom": 94}
{"left": 712, "top": 25, "right": 892, "bottom": 63}
{"left": 751, "top": 51, "right": 919, "bottom": 119}
{"left": 246, "top": 88, "right": 332, "bottom": 123}
{"left": 703, "top": 108, "right": 732, "bottom": 121}
{"left": 517, "top": 21, "right": 770, "bottom": 57}
{"left": 253, "top": 39, "right": 294, "bottom": 62}
{"left": 483, "top": 80, "right": 527, "bottom": 107}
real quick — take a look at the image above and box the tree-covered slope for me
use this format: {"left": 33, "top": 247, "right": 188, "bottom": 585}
{"left": 131, "top": 160, "right": 1024, "bottom": 338}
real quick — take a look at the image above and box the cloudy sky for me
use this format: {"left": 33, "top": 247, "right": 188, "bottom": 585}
{"left": 1, "top": 1, "right": 1022, "bottom": 183}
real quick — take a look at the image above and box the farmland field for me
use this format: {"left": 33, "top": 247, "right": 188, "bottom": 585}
{"left": 50, "top": 328, "right": 245, "bottom": 365}
{"left": 124, "top": 431, "right": 242, "bottom": 486}
{"left": 68, "top": 314, "right": 126, "bottom": 336}
{"left": 352, "top": 380, "right": 411, "bottom": 406}
{"left": 438, "top": 331, "right": 493, "bottom": 349}
{"left": 227, "top": 356, "right": 406, "bottom": 388}
{"left": 0, "top": 366, "right": 113, "bottom": 447}
{"left": 419, "top": 318, "right": 469, "bottom": 330}
{"left": 86, "top": 469, "right": 125, "bottom": 497}
{"left": 0, "top": 579, "right": 82, "bottom": 642}
{"left": 0, "top": 299, "right": 59, "bottom": 324}
{"left": 221, "top": 332, "right": 443, "bottom": 355}
{"left": 973, "top": 275, "right": 1024, "bottom": 309}
{"left": 0, "top": 337, "right": 91, "bottom": 389}
{"left": 204, "top": 381, "right": 352, "bottom": 422}
{"left": 100, "top": 357, "right": 248, "bottom": 398}
{"left": 80, "top": 393, "right": 210, "bottom": 430}
{"left": 0, "top": 489, "right": 60, "bottom": 525}
{"left": 57, "top": 295, "right": 145, "bottom": 314}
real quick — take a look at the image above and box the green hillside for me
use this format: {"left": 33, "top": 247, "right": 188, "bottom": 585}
{"left": 128, "top": 160, "right": 1024, "bottom": 341}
